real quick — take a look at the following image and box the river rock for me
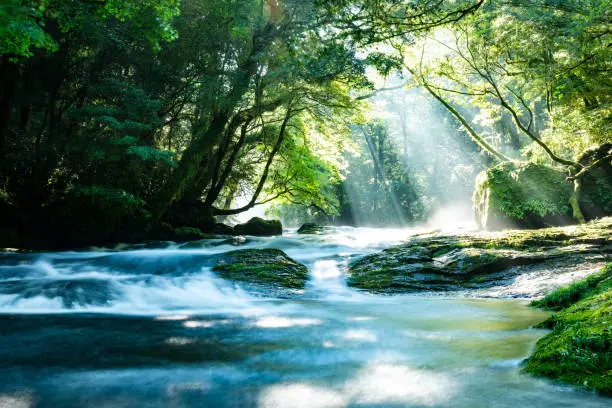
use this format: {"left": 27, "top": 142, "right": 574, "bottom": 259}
{"left": 297, "top": 223, "right": 324, "bottom": 234}
{"left": 473, "top": 162, "right": 573, "bottom": 230}
{"left": 347, "top": 217, "right": 612, "bottom": 293}
{"left": 233, "top": 217, "right": 282, "bottom": 236}
{"left": 577, "top": 143, "right": 612, "bottom": 220}
{"left": 172, "top": 226, "right": 219, "bottom": 242}
{"left": 213, "top": 248, "right": 307, "bottom": 289}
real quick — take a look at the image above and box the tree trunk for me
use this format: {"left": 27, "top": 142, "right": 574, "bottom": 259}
{"left": 569, "top": 178, "right": 585, "bottom": 224}
{"left": 148, "top": 24, "right": 277, "bottom": 221}
{"left": 419, "top": 80, "right": 510, "bottom": 162}
{"left": 212, "top": 106, "right": 292, "bottom": 216}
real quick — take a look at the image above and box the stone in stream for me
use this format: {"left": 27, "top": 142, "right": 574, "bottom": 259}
{"left": 233, "top": 217, "right": 283, "bottom": 236}
{"left": 213, "top": 248, "right": 308, "bottom": 290}
{"left": 172, "top": 226, "right": 220, "bottom": 242}
{"left": 297, "top": 223, "right": 325, "bottom": 234}
{"left": 347, "top": 217, "right": 612, "bottom": 293}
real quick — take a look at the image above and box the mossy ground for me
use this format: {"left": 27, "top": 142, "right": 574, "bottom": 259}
{"left": 525, "top": 263, "right": 612, "bottom": 395}
{"left": 213, "top": 249, "right": 308, "bottom": 289}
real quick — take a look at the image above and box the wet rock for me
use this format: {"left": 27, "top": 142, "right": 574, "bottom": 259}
{"left": 348, "top": 217, "right": 612, "bottom": 293}
{"left": 473, "top": 162, "right": 573, "bottom": 230}
{"left": 212, "top": 223, "right": 235, "bottom": 235}
{"left": 233, "top": 217, "right": 282, "bottom": 236}
{"left": 230, "top": 236, "right": 248, "bottom": 246}
{"left": 578, "top": 143, "right": 612, "bottom": 220}
{"left": 297, "top": 223, "right": 324, "bottom": 234}
{"left": 213, "top": 248, "right": 307, "bottom": 289}
{"left": 172, "top": 227, "right": 219, "bottom": 242}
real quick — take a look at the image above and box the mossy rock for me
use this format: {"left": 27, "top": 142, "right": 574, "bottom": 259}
{"left": 579, "top": 143, "right": 612, "bottom": 220}
{"left": 474, "top": 162, "right": 573, "bottom": 230}
{"left": 172, "top": 227, "right": 219, "bottom": 242}
{"left": 233, "top": 217, "right": 282, "bottom": 236}
{"left": 525, "top": 263, "right": 612, "bottom": 395}
{"left": 297, "top": 223, "right": 324, "bottom": 234}
{"left": 213, "top": 248, "right": 307, "bottom": 289}
{"left": 347, "top": 217, "right": 612, "bottom": 293}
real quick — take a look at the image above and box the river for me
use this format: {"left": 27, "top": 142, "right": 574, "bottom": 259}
{"left": 0, "top": 227, "right": 609, "bottom": 407}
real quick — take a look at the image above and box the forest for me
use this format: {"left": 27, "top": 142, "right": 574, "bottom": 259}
{"left": 1, "top": 0, "right": 609, "bottom": 249}
{"left": 0, "top": 1, "right": 611, "bottom": 405}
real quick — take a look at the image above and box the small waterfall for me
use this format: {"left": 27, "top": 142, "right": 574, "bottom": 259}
{"left": 307, "top": 259, "right": 359, "bottom": 299}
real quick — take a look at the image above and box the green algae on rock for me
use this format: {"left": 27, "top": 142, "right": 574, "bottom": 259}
{"left": 213, "top": 248, "right": 307, "bottom": 289}
{"left": 347, "top": 218, "right": 612, "bottom": 293}
{"left": 524, "top": 263, "right": 612, "bottom": 395}
{"left": 474, "top": 162, "right": 573, "bottom": 230}
{"left": 473, "top": 159, "right": 612, "bottom": 231}
{"left": 233, "top": 217, "right": 283, "bottom": 236}
{"left": 297, "top": 223, "right": 325, "bottom": 234}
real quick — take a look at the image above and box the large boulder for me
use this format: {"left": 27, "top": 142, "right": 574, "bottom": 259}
{"left": 578, "top": 143, "right": 612, "bottom": 220}
{"left": 347, "top": 217, "right": 612, "bottom": 294}
{"left": 213, "top": 248, "right": 307, "bottom": 289}
{"left": 473, "top": 162, "right": 573, "bottom": 230}
{"left": 297, "top": 223, "right": 324, "bottom": 234}
{"left": 233, "top": 217, "right": 282, "bottom": 236}
{"left": 172, "top": 226, "right": 219, "bottom": 242}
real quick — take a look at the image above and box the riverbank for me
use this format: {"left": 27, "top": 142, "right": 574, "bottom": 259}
{"left": 525, "top": 263, "right": 611, "bottom": 395}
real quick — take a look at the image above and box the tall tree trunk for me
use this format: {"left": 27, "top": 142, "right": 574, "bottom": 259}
{"left": 149, "top": 24, "right": 276, "bottom": 221}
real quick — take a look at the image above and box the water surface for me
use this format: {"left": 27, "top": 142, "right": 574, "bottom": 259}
{"left": 0, "top": 227, "right": 608, "bottom": 407}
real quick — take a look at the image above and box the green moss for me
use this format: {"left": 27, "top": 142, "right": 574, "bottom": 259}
{"left": 213, "top": 249, "right": 308, "bottom": 289}
{"left": 173, "top": 226, "right": 217, "bottom": 241}
{"left": 474, "top": 162, "right": 574, "bottom": 229}
{"left": 525, "top": 263, "right": 612, "bottom": 395}
{"left": 347, "top": 218, "right": 612, "bottom": 293}
{"left": 531, "top": 264, "right": 612, "bottom": 311}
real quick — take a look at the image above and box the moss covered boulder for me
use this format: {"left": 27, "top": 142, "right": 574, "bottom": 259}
{"left": 578, "top": 143, "right": 612, "bottom": 220}
{"left": 524, "top": 263, "right": 612, "bottom": 395}
{"left": 234, "top": 217, "right": 282, "bottom": 236}
{"left": 213, "top": 248, "right": 307, "bottom": 289}
{"left": 172, "top": 227, "right": 219, "bottom": 242}
{"left": 347, "top": 217, "right": 612, "bottom": 293}
{"left": 474, "top": 162, "right": 573, "bottom": 230}
{"left": 297, "top": 223, "right": 324, "bottom": 234}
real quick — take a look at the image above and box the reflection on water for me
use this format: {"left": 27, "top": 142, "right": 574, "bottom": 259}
{"left": 0, "top": 227, "right": 609, "bottom": 407}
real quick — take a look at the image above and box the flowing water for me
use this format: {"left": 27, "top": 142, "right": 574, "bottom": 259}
{"left": 0, "top": 227, "right": 609, "bottom": 407}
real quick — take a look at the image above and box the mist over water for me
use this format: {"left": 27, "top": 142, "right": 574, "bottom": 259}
{"left": 0, "top": 227, "right": 609, "bottom": 407}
